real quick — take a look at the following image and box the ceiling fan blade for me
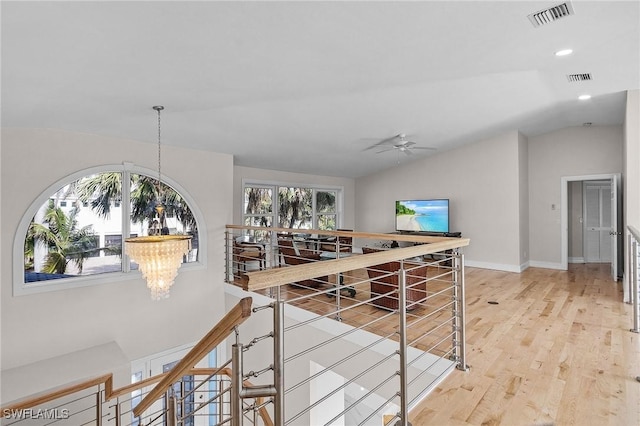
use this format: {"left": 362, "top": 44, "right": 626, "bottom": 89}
{"left": 375, "top": 148, "right": 395, "bottom": 154}
{"left": 404, "top": 149, "right": 414, "bottom": 155}
{"left": 411, "top": 146, "right": 437, "bottom": 150}
{"left": 363, "top": 134, "right": 402, "bottom": 151}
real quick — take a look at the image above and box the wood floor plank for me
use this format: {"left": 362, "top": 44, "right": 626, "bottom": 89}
{"left": 410, "top": 263, "right": 640, "bottom": 425}
{"left": 255, "top": 262, "right": 638, "bottom": 425}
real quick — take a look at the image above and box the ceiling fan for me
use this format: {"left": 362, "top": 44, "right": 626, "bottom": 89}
{"left": 366, "top": 134, "right": 436, "bottom": 155}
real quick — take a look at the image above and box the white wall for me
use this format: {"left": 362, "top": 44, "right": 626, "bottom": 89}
{"left": 1, "top": 128, "right": 232, "bottom": 397}
{"left": 233, "top": 165, "right": 355, "bottom": 229}
{"left": 624, "top": 90, "right": 640, "bottom": 300}
{"left": 355, "top": 131, "right": 525, "bottom": 272}
{"left": 528, "top": 126, "right": 623, "bottom": 267}
{"left": 624, "top": 90, "right": 640, "bottom": 229}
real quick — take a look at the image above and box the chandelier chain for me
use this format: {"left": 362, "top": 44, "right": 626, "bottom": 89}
{"left": 153, "top": 105, "right": 164, "bottom": 199}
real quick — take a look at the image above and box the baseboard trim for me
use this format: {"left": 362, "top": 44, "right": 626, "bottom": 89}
{"left": 568, "top": 257, "right": 585, "bottom": 264}
{"left": 464, "top": 260, "right": 523, "bottom": 273}
{"left": 528, "top": 260, "right": 565, "bottom": 270}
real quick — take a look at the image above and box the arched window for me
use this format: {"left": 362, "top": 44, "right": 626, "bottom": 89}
{"left": 13, "top": 164, "right": 204, "bottom": 295}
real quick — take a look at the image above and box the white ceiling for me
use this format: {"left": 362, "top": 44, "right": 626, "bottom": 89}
{"left": 2, "top": 1, "right": 638, "bottom": 178}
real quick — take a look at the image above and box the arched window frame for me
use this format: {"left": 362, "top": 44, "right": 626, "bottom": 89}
{"left": 13, "top": 162, "right": 207, "bottom": 296}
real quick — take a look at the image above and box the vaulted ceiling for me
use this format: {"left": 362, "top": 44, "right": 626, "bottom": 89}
{"left": 2, "top": 1, "right": 638, "bottom": 178}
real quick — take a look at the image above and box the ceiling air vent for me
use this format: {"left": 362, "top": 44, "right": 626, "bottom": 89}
{"left": 528, "top": 2, "right": 575, "bottom": 28}
{"left": 567, "top": 73, "right": 592, "bottom": 82}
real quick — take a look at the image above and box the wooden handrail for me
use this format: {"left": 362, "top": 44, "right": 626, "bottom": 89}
{"left": 244, "top": 237, "right": 470, "bottom": 291}
{"left": 133, "top": 296, "right": 253, "bottom": 417}
{"left": 1, "top": 373, "right": 113, "bottom": 414}
{"left": 2, "top": 366, "right": 273, "bottom": 426}
{"left": 226, "top": 225, "right": 457, "bottom": 244}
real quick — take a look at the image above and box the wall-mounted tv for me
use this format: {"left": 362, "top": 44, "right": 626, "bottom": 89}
{"left": 396, "top": 199, "right": 450, "bottom": 233}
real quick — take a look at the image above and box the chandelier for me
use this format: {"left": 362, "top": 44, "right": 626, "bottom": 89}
{"left": 125, "top": 106, "right": 191, "bottom": 300}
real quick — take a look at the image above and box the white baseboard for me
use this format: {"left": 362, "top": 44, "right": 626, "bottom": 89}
{"left": 464, "top": 260, "right": 523, "bottom": 273}
{"left": 568, "top": 257, "right": 585, "bottom": 263}
{"left": 528, "top": 260, "right": 565, "bottom": 270}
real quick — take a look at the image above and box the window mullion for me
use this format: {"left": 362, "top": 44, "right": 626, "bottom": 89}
{"left": 122, "top": 163, "right": 132, "bottom": 273}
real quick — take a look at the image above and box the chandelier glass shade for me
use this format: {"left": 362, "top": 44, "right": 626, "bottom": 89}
{"left": 125, "top": 105, "right": 192, "bottom": 300}
{"left": 125, "top": 235, "right": 192, "bottom": 300}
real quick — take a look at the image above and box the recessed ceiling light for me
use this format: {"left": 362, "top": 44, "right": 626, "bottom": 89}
{"left": 578, "top": 94, "right": 591, "bottom": 100}
{"left": 555, "top": 49, "right": 573, "bottom": 56}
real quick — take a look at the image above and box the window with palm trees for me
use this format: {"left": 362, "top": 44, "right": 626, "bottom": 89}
{"left": 23, "top": 170, "right": 199, "bottom": 284}
{"left": 243, "top": 183, "right": 341, "bottom": 238}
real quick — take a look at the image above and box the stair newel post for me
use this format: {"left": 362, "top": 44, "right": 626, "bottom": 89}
{"left": 397, "top": 264, "right": 409, "bottom": 426}
{"left": 166, "top": 388, "right": 177, "bottom": 426}
{"left": 453, "top": 249, "right": 469, "bottom": 371}
{"left": 273, "top": 287, "right": 285, "bottom": 425}
{"left": 231, "top": 340, "right": 244, "bottom": 426}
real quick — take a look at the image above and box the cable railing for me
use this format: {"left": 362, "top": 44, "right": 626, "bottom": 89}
{"left": 1, "top": 298, "right": 273, "bottom": 426}
{"left": 225, "top": 225, "right": 470, "bottom": 425}
{"left": 2, "top": 226, "right": 470, "bottom": 426}
{"left": 629, "top": 225, "right": 640, "bottom": 333}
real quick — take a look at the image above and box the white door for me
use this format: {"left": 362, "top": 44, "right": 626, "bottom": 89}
{"left": 134, "top": 346, "right": 215, "bottom": 426}
{"left": 584, "top": 181, "right": 612, "bottom": 263}
{"left": 610, "top": 174, "right": 621, "bottom": 280}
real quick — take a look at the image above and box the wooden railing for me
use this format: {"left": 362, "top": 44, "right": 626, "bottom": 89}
{"left": 1, "top": 297, "right": 263, "bottom": 425}
{"left": 0, "top": 373, "right": 114, "bottom": 414}
{"left": 133, "top": 296, "right": 253, "bottom": 416}
{"left": 226, "top": 225, "right": 470, "bottom": 291}
{"left": 225, "top": 225, "right": 471, "bottom": 425}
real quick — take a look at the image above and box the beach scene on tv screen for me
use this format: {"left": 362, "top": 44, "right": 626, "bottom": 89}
{"left": 396, "top": 200, "right": 449, "bottom": 232}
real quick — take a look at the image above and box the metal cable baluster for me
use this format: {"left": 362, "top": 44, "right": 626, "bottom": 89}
{"left": 397, "top": 265, "right": 409, "bottom": 426}
{"left": 96, "top": 389, "right": 102, "bottom": 426}
{"left": 274, "top": 289, "right": 285, "bottom": 425}
{"left": 632, "top": 237, "right": 639, "bottom": 333}
{"left": 455, "top": 249, "right": 469, "bottom": 371}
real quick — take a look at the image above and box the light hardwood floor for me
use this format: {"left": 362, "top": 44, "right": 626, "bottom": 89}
{"left": 410, "top": 263, "right": 640, "bottom": 426}
{"left": 253, "top": 263, "right": 639, "bottom": 425}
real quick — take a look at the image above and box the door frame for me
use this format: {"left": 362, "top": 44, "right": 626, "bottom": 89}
{"left": 561, "top": 173, "right": 621, "bottom": 272}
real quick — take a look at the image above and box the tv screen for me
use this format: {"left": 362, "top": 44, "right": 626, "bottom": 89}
{"left": 396, "top": 199, "right": 450, "bottom": 233}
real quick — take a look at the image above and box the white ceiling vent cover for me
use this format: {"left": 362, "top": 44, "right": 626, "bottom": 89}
{"left": 528, "top": 2, "right": 575, "bottom": 27}
{"left": 567, "top": 73, "right": 592, "bottom": 82}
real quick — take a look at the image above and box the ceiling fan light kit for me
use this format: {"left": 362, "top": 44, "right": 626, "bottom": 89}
{"left": 370, "top": 133, "right": 436, "bottom": 156}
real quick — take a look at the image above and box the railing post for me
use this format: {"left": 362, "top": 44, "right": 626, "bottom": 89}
{"left": 632, "top": 238, "right": 639, "bottom": 333}
{"left": 231, "top": 343, "right": 244, "bottom": 426}
{"left": 273, "top": 287, "right": 285, "bottom": 425}
{"left": 225, "top": 230, "right": 231, "bottom": 283}
{"left": 96, "top": 390, "right": 102, "bottom": 426}
{"left": 166, "top": 389, "right": 177, "bottom": 426}
{"left": 113, "top": 401, "right": 120, "bottom": 426}
{"left": 453, "top": 249, "right": 469, "bottom": 371}
{"left": 218, "top": 377, "right": 225, "bottom": 424}
{"left": 397, "top": 266, "right": 409, "bottom": 426}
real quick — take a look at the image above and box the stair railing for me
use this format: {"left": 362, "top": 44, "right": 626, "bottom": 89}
{"left": 225, "top": 225, "right": 470, "bottom": 425}
{"left": 1, "top": 297, "right": 275, "bottom": 426}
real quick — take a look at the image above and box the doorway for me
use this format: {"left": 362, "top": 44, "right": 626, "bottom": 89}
{"left": 561, "top": 173, "right": 622, "bottom": 280}
{"left": 131, "top": 344, "right": 218, "bottom": 425}
{"left": 583, "top": 181, "right": 612, "bottom": 263}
